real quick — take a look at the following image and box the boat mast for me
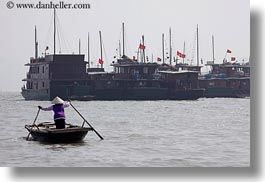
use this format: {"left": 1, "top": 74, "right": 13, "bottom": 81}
{"left": 87, "top": 32, "right": 90, "bottom": 68}
{"left": 53, "top": 8, "right": 56, "bottom": 55}
{"left": 212, "top": 35, "right": 215, "bottom": 64}
{"left": 137, "top": 40, "right": 140, "bottom": 62}
{"left": 118, "top": 40, "right": 122, "bottom": 58}
{"left": 183, "top": 41, "right": 186, "bottom": 64}
{"left": 162, "top": 33, "right": 165, "bottom": 64}
{"left": 79, "top": 39, "right": 81, "bottom": 55}
{"left": 35, "top": 25, "right": 38, "bottom": 59}
{"left": 196, "top": 24, "right": 199, "bottom": 66}
{"left": 169, "top": 27, "right": 172, "bottom": 65}
{"left": 99, "top": 31, "right": 103, "bottom": 68}
{"left": 142, "top": 35, "right": 146, "bottom": 63}
{"left": 122, "top": 22, "right": 125, "bottom": 57}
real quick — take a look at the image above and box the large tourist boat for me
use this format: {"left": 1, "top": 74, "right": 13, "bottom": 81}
{"left": 21, "top": 12, "right": 204, "bottom": 101}
{"left": 199, "top": 62, "right": 250, "bottom": 98}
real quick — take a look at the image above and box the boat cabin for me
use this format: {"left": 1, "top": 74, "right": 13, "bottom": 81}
{"left": 112, "top": 56, "right": 159, "bottom": 80}
{"left": 22, "top": 54, "right": 89, "bottom": 100}
{"left": 175, "top": 63, "right": 202, "bottom": 73}
{"left": 158, "top": 70, "right": 199, "bottom": 90}
{"left": 206, "top": 63, "right": 250, "bottom": 78}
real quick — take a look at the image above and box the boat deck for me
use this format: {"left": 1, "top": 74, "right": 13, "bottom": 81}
{"left": 26, "top": 122, "right": 92, "bottom": 132}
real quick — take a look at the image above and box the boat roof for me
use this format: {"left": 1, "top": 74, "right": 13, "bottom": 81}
{"left": 199, "top": 77, "right": 250, "bottom": 80}
{"left": 112, "top": 63, "right": 159, "bottom": 67}
{"left": 205, "top": 63, "right": 250, "bottom": 68}
{"left": 175, "top": 64, "right": 203, "bottom": 68}
{"left": 158, "top": 70, "right": 199, "bottom": 74}
{"left": 25, "top": 54, "right": 86, "bottom": 66}
{"left": 87, "top": 72, "right": 109, "bottom": 75}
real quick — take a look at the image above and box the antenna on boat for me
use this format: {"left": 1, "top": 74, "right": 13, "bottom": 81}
{"left": 53, "top": 8, "right": 56, "bottom": 55}
{"left": 169, "top": 27, "right": 172, "bottom": 65}
{"left": 162, "top": 33, "right": 165, "bottom": 64}
{"left": 196, "top": 24, "right": 199, "bottom": 66}
{"left": 99, "top": 31, "right": 103, "bottom": 68}
{"left": 212, "top": 35, "right": 215, "bottom": 64}
{"left": 34, "top": 25, "right": 38, "bottom": 60}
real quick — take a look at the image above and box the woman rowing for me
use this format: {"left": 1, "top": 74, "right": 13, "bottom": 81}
{"left": 38, "top": 96, "right": 70, "bottom": 129}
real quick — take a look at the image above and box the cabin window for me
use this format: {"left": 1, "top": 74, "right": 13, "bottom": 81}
{"left": 30, "top": 67, "right": 39, "bottom": 74}
{"left": 176, "top": 80, "right": 181, "bottom": 87}
{"left": 42, "top": 66, "right": 45, "bottom": 73}
{"left": 209, "top": 82, "right": 215, "bottom": 86}
{"left": 120, "top": 67, "right": 124, "bottom": 73}
{"left": 143, "top": 67, "right": 148, "bottom": 74}
{"left": 27, "top": 82, "right": 31, "bottom": 89}
{"left": 42, "top": 82, "right": 45, "bottom": 88}
{"left": 133, "top": 69, "right": 139, "bottom": 74}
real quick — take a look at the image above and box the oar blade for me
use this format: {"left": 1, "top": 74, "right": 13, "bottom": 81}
{"left": 70, "top": 103, "right": 104, "bottom": 140}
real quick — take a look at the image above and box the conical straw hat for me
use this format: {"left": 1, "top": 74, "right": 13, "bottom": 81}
{"left": 51, "top": 96, "right": 64, "bottom": 104}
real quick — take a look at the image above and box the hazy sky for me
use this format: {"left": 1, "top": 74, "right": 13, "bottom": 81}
{"left": 0, "top": 0, "right": 249, "bottom": 91}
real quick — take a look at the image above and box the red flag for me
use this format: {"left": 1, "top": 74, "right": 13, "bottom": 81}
{"left": 157, "top": 57, "right": 161, "bottom": 62}
{"left": 176, "top": 51, "right": 182, "bottom": 57}
{"left": 139, "top": 44, "right": 146, "bottom": 50}
{"left": 177, "top": 51, "right": 186, "bottom": 58}
{"left": 180, "top": 54, "right": 186, "bottom": 58}
{"left": 231, "top": 57, "right": 236, "bottom": 61}
{"left": 98, "top": 58, "right": 104, "bottom": 65}
{"left": 226, "top": 49, "right": 232, "bottom": 53}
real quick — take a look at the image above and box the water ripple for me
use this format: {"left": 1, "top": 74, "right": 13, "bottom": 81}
{"left": 0, "top": 92, "right": 250, "bottom": 167}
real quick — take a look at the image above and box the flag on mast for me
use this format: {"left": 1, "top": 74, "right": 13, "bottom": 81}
{"left": 177, "top": 51, "right": 186, "bottom": 58}
{"left": 139, "top": 44, "right": 146, "bottom": 50}
{"left": 226, "top": 49, "right": 232, "bottom": 53}
{"left": 231, "top": 57, "right": 236, "bottom": 61}
{"left": 98, "top": 58, "right": 104, "bottom": 65}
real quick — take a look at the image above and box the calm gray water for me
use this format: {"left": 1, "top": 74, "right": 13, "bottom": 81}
{"left": 0, "top": 92, "right": 250, "bottom": 167}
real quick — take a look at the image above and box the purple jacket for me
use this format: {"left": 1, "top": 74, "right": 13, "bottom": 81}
{"left": 42, "top": 103, "right": 70, "bottom": 120}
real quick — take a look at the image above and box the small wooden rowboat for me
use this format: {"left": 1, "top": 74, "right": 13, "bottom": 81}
{"left": 25, "top": 122, "right": 93, "bottom": 143}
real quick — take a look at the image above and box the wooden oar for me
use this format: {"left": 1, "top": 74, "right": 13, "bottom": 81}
{"left": 69, "top": 102, "right": 104, "bottom": 140}
{"left": 26, "top": 108, "right": 41, "bottom": 141}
